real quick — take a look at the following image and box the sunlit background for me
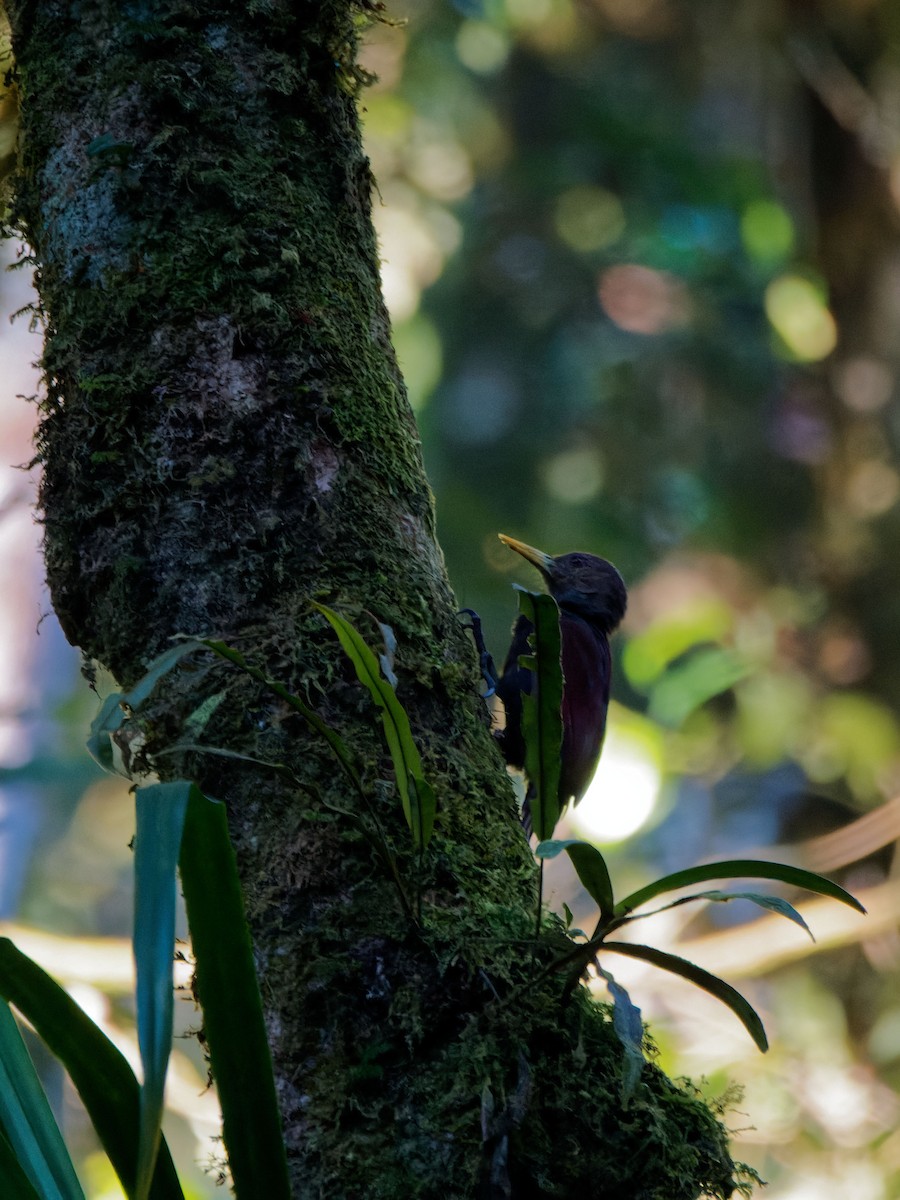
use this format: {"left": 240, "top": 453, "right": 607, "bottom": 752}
{"left": 3, "top": 0, "right": 900, "bottom": 1194}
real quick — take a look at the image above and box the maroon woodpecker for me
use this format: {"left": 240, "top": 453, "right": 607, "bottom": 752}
{"left": 495, "top": 534, "right": 627, "bottom": 827}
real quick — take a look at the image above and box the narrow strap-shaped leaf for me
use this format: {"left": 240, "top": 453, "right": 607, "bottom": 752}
{"left": 134, "top": 783, "right": 190, "bottom": 1200}
{"left": 615, "top": 859, "right": 866, "bottom": 918}
{"left": 184, "top": 650, "right": 415, "bottom": 923}
{"left": 536, "top": 839, "right": 614, "bottom": 920}
{"left": 123, "top": 641, "right": 210, "bottom": 710}
{"left": 0, "top": 1002, "right": 85, "bottom": 1200}
{"left": 88, "top": 641, "right": 208, "bottom": 775}
{"left": 0, "top": 940, "right": 184, "bottom": 1199}
{"left": 86, "top": 693, "right": 129, "bottom": 773}
{"left": 179, "top": 786, "right": 291, "bottom": 1200}
{"left": 636, "top": 890, "right": 815, "bottom": 941}
{"left": 515, "top": 588, "right": 563, "bottom": 842}
{"left": 594, "top": 965, "right": 644, "bottom": 1101}
{"left": 0, "top": 1122, "right": 41, "bottom": 1199}
{"left": 201, "top": 639, "right": 363, "bottom": 794}
{"left": 313, "top": 604, "right": 435, "bottom": 848}
{"left": 603, "top": 941, "right": 769, "bottom": 1051}
{"left": 88, "top": 630, "right": 359, "bottom": 801}
{"left": 408, "top": 773, "right": 437, "bottom": 854}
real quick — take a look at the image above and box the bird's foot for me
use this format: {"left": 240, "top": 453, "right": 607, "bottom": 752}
{"left": 458, "top": 608, "right": 499, "bottom": 697}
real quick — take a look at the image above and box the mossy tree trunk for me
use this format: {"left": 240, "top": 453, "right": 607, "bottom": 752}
{"left": 5, "top": 1, "right": 746, "bottom": 1195}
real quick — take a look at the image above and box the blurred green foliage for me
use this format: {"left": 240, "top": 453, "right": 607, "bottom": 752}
{"left": 4, "top": 0, "right": 900, "bottom": 1195}
{"left": 360, "top": 0, "right": 900, "bottom": 1194}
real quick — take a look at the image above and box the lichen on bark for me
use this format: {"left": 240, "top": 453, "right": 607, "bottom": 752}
{"left": 3, "top": 0, "right": 754, "bottom": 1195}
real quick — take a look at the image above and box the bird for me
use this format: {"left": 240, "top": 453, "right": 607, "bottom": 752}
{"left": 493, "top": 534, "right": 627, "bottom": 833}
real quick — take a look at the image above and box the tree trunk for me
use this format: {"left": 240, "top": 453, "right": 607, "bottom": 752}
{"left": 5, "top": 1, "right": 746, "bottom": 1195}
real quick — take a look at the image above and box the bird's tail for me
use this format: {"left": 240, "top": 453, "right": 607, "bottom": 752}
{"left": 521, "top": 783, "right": 534, "bottom": 839}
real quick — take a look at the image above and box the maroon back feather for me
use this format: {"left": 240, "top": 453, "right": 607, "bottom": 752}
{"left": 559, "top": 611, "right": 612, "bottom": 803}
{"left": 495, "top": 546, "right": 626, "bottom": 829}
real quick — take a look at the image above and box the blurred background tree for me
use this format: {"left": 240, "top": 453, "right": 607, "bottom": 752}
{"left": 362, "top": 0, "right": 900, "bottom": 1195}
{"left": 2, "top": 0, "right": 900, "bottom": 1195}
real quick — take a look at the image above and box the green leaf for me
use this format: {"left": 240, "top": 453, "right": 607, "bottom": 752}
{"left": 178, "top": 786, "right": 291, "bottom": 1200}
{"left": 603, "top": 941, "right": 769, "bottom": 1052}
{"left": 87, "top": 640, "right": 208, "bottom": 775}
{"left": 648, "top": 646, "right": 748, "bottom": 727}
{"left": 560, "top": 902, "right": 586, "bottom": 938}
{"left": 313, "top": 603, "right": 436, "bottom": 849}
{"left": 134, "top": 783, "right": 190, "bottom": 1200}
{"left": 0, "top": 1002, "right": 85, "bottom": 1200}
{"left": 671, "top": 890, "right": 815, "bottom": 941}
{"left": 407, "top": 773, "right": 438, "bottom": 853}
{"left": 622, "top": 602, "right": 734, "bottom": 689}
{"left": 185, "top": 644, "right": 416, "bottom": 923}
{"left": 515, "top": 588, "right": 563, "bottom": 842}
{"left": 86, "top": 693, "right": 128, "bottom": 773}
{"left": 200, "top": 639, "right": 362, "bottom": 794}
{"left": 183, "top": 691, "right": 226, "bottom": 739}
{"left": 0, "top": 940, "right": 183, "bottom": 1199}
{"left": 616, "top": 859, "right": 866, "bottom": 919}
{"left": 86, "top": 132, "right": 133, "bottom": 160}
{"left": 594, "top": 965, "right": 644, "bottom": 1101}
{"left": 536, "top": 839, "right": 614, "bottom": 920}
{"left": 0, "top": 1123, "right": 41, "bottom": 1199}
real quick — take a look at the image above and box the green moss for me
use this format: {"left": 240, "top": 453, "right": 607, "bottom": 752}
{"left": 5, "top": 0, "right": 430, "bottom": 671}
{"left": 4, "top": 0, "right": 751, "bottom": 1193}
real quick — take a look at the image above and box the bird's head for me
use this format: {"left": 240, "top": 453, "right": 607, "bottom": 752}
{"left": 499, "top": 533, "right": 627, "bottom": 633}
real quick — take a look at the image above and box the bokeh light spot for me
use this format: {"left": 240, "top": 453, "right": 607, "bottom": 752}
{"left": 361, "top": 93, "right": 412, "bottom": 140}
{"left": 597, "top": 264, "right": 689, "bottom": 334}
{"left": 407, "top": 136, "right": 474, "bottom": 202}
{"left": 833, "top": 356, "right": 894, "bottom": 413}
{"left": 764, "top": 275, "right": 837, "bottom": 361}
{"left": 771, "top": 393, "right": 832, "bottom": 464}
{"left": 379, "top": 260, "right": 420, "bottom": 322}
{"left": 505, "top": 0, "right": 554, "bottom": 28}
{"left": 554, "top": 185, "right": 625, "bottom": 253}
{"left": 444, "top": 364, "right": 520, "bottom": 444}
{"left": 868, "top": 1006, "right": 900, "bottom": 1065}
{"left": 358, "top": 22, "right": 408, "bottom": 94}
{"left": 374, "top": 204, "right": 446, "bottom": 321}
{"left": 845, "top": 460, "right": 900, "bottom": 518}
{"left": 661, "top": 204, "right": 734, "bottom": 254}
{"left": 456, "top": 21, "right": 510, "bottom": 74}
{"left": 540, "top": 446, "right": 604, "bottom": 503}
{"left": 740, "top": 199, "right": 795, "bottom": 263}
{"left": 591, "top": 0, "right": 675, "bottom": 38}
{"left": 393, "top": 314, "right": 443, "bottom": 412}
{"left": 818, "top": 622, "right": 871, "bottom": 686}
{"left": 570, "top": 711, "right": 662, "bottom": 842}
{"left": 493, "top": 233, "right": 547, "bottom": 284}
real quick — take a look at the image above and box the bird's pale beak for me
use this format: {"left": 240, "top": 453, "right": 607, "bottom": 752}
{"left": 498, "top": 533, "right": 555, "bottom": 577}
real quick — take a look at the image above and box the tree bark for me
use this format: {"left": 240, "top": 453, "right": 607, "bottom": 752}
{"left": 5, "top": 1, "right": 746, "bottom": 1195}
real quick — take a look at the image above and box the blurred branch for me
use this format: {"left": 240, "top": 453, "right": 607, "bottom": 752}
{"left": 788, "top": 34, "right": 898, "bottom": 166}
{"left": 603, "top": 802, "right": 900, "bottom": 985}
{"left": 0, "top": 923, "right": 192, "bottom": 992}
{"left": 785, "top": 796, "right": 900, "bottom": 875}
{"left": 732, "top": 796, "right": 900, "bottom": 878}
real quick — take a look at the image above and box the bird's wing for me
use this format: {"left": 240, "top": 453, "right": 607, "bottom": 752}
{"left": 494, "top": 613, "right": 534, "bottom": 770}
{"left": 559, "top": 613, "right": 612, "bottom": 805}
